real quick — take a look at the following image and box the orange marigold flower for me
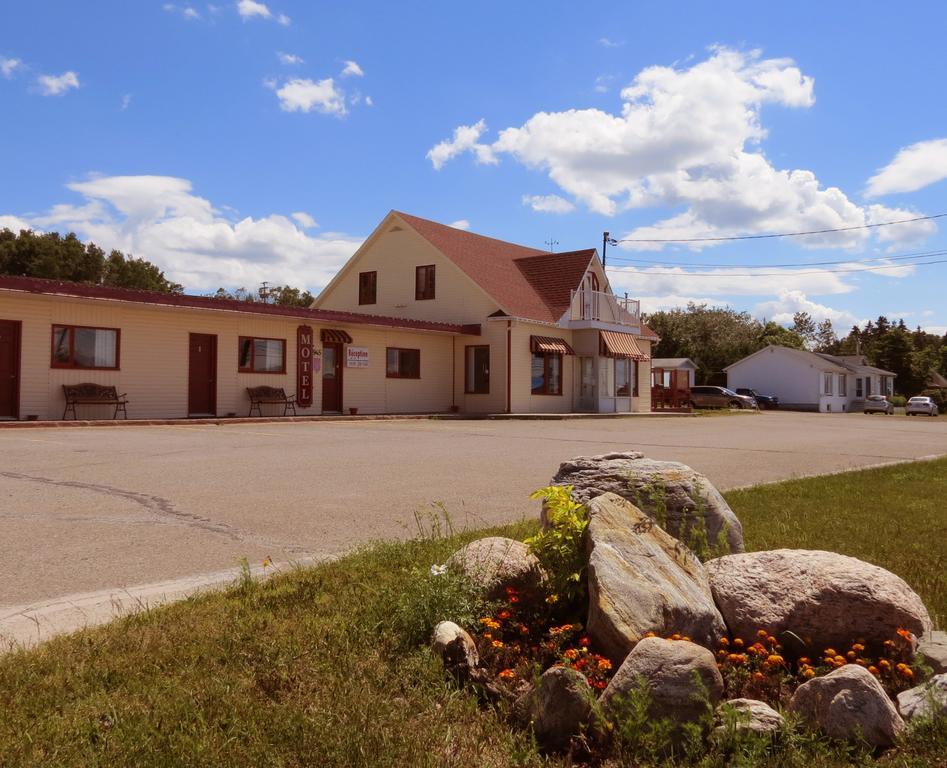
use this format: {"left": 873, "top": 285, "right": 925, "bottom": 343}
{"left": 497, "top": 610, "right": 511, "bottom": 620}
{"left": 598, "top": 658, "right": 612, "bottom": 671}
{"left": 483, "top": 633, "right": 492, "bottom": 640}
{"left": 846, "top": 651, "right": 857, "bottom": 660}
{"left": 717, "top": 649, "right": 728, "bottom": 658}
{"left": 564, "top": 649, "right": 579, "bottom": 660}
{"left": 757, "top": 629, "right": 769, "bottom": 639}
{"left": 752, "top": 672, "right": 765, "bottom": 682}
{"left": 868, "top": 666, "right": 879, "bottom": 675}
{"left": 879, "top": 659, "right": 891, "bottom": 669}
{"left": 681, "top": 636, "right": 691, "bottom": 642}
{"left": 492, "top": 640, "right": 504, "bottom": 648}
{"left": 852, "top": 643, "right": 865, "bottom": 652}
{"left": 799, "top": 657, "right": 811, "bottom": 665}
{"left": 803, "top": 668, "right": 816, "bottom": 679}
{"left": 718, "top": 637, "right": 730, "bottom": 647}
{"left": 498, "top": 668, "right": 516, "bottom": 680}
{"left": 824, "top": 648, "right": 838, "bottom": 658}
{"left": 833, "top": 656, "right": 846, "bottom": 664}
{"left": 766, "top": 636, "right": 778, "bottom": 647}
{"left": 670, "top": 633, "right": 681, "bottom": 641}
{"left": 644, "top": 631, "right": 657, "bottom": 638}
{"left": 900, "top": 667, "right": 914, "bottom": 679}
{"left": 765, "top": 654, "right": 784, "bottom": 666}
{"left": 733, "top": 638, "right": 745, "bottom": 649}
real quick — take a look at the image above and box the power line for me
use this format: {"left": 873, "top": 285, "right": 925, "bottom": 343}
{"left": 603, "top": 248, "right": 947, "bottom": 269}
{"left": 606, "top": 253, "right": 947, "bottom": 278}
{"left": 614, "top": 212, "right": 947, "bottom": 244}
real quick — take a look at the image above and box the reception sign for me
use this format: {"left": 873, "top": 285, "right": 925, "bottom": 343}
{"left": 346, "top": 346, "right": 369, "bottom": 368}
{"left": 297, "top": 325, "right": 315, "bottom": 407}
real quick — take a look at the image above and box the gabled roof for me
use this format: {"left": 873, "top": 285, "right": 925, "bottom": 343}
{"left": 929, "top": 370, "right": 947, "bottom": 388}
{"left": 815, "top": 353, "right": 897, "bottom": 377}
{"left": 652, "top": 358, "right": 698, "bottom": 369}
{"left": 0, "top": 275, "right": 479, "bottom": 335}
{"left": 725, "top": 344, "right": 850, "bottom": 374}
{"left": 395, "top": 211, "right": 595, "bottom": 324}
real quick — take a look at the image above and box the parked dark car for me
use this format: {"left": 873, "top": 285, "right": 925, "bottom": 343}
{"left": 735, "top": 388, "right": 779, "bottom": 409}
{"left": 689, "top": 386, "right": 758, "bottom": 409}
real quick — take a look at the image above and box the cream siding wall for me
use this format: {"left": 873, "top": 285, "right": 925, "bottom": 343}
{"left": 315, "top": 225, "right": 500, "bottom": 325}
{"left": 2, "top": 291, "right": 458, "bottom": 420}
{"left": 634, "top": 341, "right": 652, "bottom": 413}
{"left": 451, "top": 321, "right": 509, "bottom": 414}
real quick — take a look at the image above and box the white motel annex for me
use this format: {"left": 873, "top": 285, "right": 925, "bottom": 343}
{"left": 0, "top": 211, "right": 658, "bottom": 421}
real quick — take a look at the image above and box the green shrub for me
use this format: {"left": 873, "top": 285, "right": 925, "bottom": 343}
{"left": 921, "top": 388, "right": 947, "bottom": 413}
{"left": 890, "top": 394, "right": 907, "bottom": 407}
{"left": 524, "top": 485, "right": 589, "bottom": 606}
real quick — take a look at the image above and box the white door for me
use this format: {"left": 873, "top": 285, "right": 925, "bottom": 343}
{"left": 578, "top": 357, "right": 595, "bottom": 411}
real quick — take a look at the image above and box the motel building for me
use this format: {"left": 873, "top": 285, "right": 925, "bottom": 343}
{"left": 0, "top": 211, "right": 657, "bottom": 421}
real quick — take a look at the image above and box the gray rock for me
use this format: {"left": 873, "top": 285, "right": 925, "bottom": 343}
{"left": 446, "top": 537, "right": 546, "bottom": 599}
{"left": 715, "top": 698, "right": 785, "bottom": 736}
{"left": 585, "top": 493, "right": 727, "bottom": 662}
{"left": 919, "top": 630, "right": 947, "bottom": 675}
{"left": 432, "top": 621, "right": 479, "bottom": 676}
{"left": 521, "top": 666, "right": 594, "bottom": 752}
{"left": 789, "top": 664, "right": 905, "bottom": 748}
{"left": 601, "top": 637, "right": 723, "bottom": 725}
{"left": 706, "top": 549, "right": 933, "bottom": 653}
{"left": 897, "top": 673, "right": 947, "bottom": 721}
{"left": 552, "top": 452, "right": 744, "bottom": 554}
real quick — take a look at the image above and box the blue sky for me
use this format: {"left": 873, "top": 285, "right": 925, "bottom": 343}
{"left": 2, "top": 1, "right": 946, "bottom": 334}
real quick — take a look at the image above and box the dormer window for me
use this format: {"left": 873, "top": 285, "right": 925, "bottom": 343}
{"left": 415, "top": 265, "right": 435, "bottom": 300}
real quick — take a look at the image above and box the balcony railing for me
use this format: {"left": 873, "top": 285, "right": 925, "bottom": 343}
{"left": 569, "top": 289, "right": 641, "bottom": 326}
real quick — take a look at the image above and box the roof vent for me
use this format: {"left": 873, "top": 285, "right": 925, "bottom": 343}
{"left": 388, "top": 225, "right": 404, "bottom": 233}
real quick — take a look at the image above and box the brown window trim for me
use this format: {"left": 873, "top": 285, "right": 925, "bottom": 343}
{"left": 50, "top": 324, "right": 121, "bottom": 370}
{"left": 415, "top": 264, "right": 435, "bottom": 301}
{"left": 464, "top": 344, "right": 490, "bottom": 395}
{"left": 238, "top": 336, "right": 287, "bottom": 374}
{"left": 531, "top": 351, "right": 563, "bottom": 396}
{"left": 386, "top": 347, "right": 421, "bottom": 379}
{"left": 358, "top": 270, "right": 377, "bottom": 305}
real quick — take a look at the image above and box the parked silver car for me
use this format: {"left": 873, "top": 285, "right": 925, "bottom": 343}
{"left": 906, "top": 396, "right": 939, "bottom": 416}
{"left": 863, "top": 394, "right": 894, "bottom": 415}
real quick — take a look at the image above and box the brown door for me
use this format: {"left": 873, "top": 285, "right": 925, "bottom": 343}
{"left": 188, "top": 333, "right": 217, "bottom": 416}
{"left": 0, "top": 320, "right": 20, "bottom": 420}
{"left": 322, "top": 342, "right": 342, "bottom": 412}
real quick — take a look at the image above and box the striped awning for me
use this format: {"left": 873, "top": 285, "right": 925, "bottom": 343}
{"left": 530, "top": 335, "right": 575, "bottom": 355}
{"left": 321, "top": 328, "right": 353, "bottom": 344}
{"left": 600, "top": 330, "right": 648, "bottom": 360}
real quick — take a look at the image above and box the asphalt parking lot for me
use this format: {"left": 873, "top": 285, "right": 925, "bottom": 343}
{"left": 1, "top": 411, "right": 945, "bottom": 624}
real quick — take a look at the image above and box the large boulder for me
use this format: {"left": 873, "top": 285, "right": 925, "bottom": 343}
{"left": 897, "top": 673, "right": 947, "bottom": 721}
{"left": 585, "top": 493, "right": 727, "bottom": 662}
{"left": 706, "top": 549, "right": 933, "bottom": 653}
{"left": 601, "top": 637, "right": 723, "bottom": 725}
{"left": 552, "top": 452, "right": 744, "bottom": 554}
{"left": 432, "top": 621, "right": 479, "bottom": 678}
{"left": 520, "top": 666, "right": 594, "bottom": 752}
{"left": 789, "top": 664, "right": 904, "bottom": 748}
{"left": 446, "top": 537, "right": 546, "bottom": 599}
{"left": 919, "top": 630, "right": 947, "bottom": 675}
{"left": 715, "top": 698, "right": 785, "bottom": 736}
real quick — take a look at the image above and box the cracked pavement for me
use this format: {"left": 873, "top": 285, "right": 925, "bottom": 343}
{"left": 1, "top": 411, "right": 945, "bottom": 610}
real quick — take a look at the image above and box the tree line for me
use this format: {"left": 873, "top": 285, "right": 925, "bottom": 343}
{"left": 646, "top": 303, "right": 947, "bottom": 397}
{"left": 0, "top": 228, "right": 314, "bottom": 308}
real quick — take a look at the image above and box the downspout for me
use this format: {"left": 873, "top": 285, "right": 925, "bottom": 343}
{"left": 506, "top": 320, "right": 512, "bottom": 414}
{"left": 451, "top": 336, "right": 456, "bottom": 412}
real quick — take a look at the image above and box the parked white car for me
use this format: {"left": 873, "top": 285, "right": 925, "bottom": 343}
{"left": 906, "top": 396, "right": 939, "bottom": 416}
{"left": 863, "top": 395, "right": 894, "bottom": 415}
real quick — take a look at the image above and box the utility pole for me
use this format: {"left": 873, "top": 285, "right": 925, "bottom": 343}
{"left": 258, "top": 281, "right": 271, "bottom": 304}
{"left": 544, "top": 238, "right": 559, "bottom": 252}
{"left": 602, "top": 232, "right": 617, "bottom": 267}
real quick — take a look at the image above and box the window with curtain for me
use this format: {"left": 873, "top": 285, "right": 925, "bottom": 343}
{"left": 238, "top": 337, "right": 286, "bottom": 373}
{"left": 615, "top": 358, "right": 631, "bottom": 397}
{"left": 358, "top": 271, "right": 377, "bottom": 305}
{"left": 386, "top": 347, "right": 421, "bottom": 378}
{"left": 838, "top": 374, "right": 847, "bottom": 396}
{"left": 415, "top": 264, "right": 435, "bottom": 300}
{"left": 51, "top": 325, "right": 119, "bottom": 369}
{"left": 531, "top": 351, "right": 562, "bottom": 395}
{"left": 823, "top": 373, "right": 834, "bottom": 395}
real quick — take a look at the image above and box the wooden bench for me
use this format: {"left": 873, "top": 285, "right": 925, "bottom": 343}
{"left": 246, "top": 386, "right": 297, "bottom": 417}
{"left": 62, "top": 383, "right": 129, "bottom": 420}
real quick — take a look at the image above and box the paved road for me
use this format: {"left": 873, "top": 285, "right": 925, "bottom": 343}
{"left": 1, "top": 412, "right": 945, "bottom": 612}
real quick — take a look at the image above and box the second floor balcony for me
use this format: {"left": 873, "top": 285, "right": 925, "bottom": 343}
{"left": 568, "top": 289, "right": 641, "bottom": 328}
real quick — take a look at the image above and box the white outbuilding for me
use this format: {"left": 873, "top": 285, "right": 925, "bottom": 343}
{"left": 725, "top": 345, "right": 896, "bottom": 413}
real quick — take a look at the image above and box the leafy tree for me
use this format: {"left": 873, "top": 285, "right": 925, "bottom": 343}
{"left": 790, "top": 312, "right": 817, "bottom": 349}
{"left": 813, "top": 319, "right": 839, "bottom": 353}
{"left": 758, "top": 321, "right": 805, "bottom": 350}
{"left": 0, "top": 228, "right": 182, "bottom": 293}
{"left": 209, "top": 285, "right": 314, "bottom": 307}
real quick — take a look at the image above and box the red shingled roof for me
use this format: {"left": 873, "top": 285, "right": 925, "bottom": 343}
{"left": 396, "top": 211, "right": 595, "bottom": 324}
{"left": 0, "top": 275, "right": 479, "bottom": 335}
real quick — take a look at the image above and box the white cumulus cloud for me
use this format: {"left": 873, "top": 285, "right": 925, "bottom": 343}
{"left": 278, "top": 51, "right": 303, "bottom": 65}
{"left": 275, "top": 78, "right": 346, "bottom": 115}
{"left": 291, "top": 211, "right": 317, "bottom": 228}
{"left": 38, "top": 71, "right": 79, "bottom": 96}
{"left": 341, "top": 60, "right": 364, "bottom": 78}
{"left": 522, "top": 194, "right": 575, "bottom": 214}
{"left": 865, "top": 138, "right": 947, "bottom": 197}
{"left": 428, "top": 47, "right": 935, "bottom": 251}
{"left": 1, "top": 57, "right": 22, "bottom": 78}
{"left": 426, "top": 119, "right": 497, "bottom": 170}
{"left": 755, "top": 290, "right": 860, "bottom": 328}
{"left": 2, "top": 175, "right": 362, "bottom": 292}
{"left": 236, "top": 0, "right": 287, "bottom": 23}
{"left": 448, "top": 219, "right": 471, "bottom": 230}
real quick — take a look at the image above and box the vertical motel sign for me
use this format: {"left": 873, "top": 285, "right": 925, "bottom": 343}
{"left": 297, "top": 325, "right": 314, "bottom": 408}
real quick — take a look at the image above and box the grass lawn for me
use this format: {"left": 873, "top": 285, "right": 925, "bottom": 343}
{"left": 0, "top": 459, "right": 945, "bottom": 766}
